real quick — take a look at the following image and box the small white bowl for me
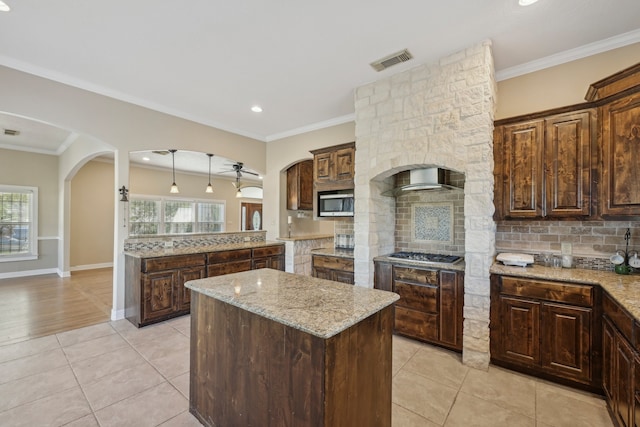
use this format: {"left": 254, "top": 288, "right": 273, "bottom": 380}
{"left": 610, "top": 254, "right": 625, "bottom": 265}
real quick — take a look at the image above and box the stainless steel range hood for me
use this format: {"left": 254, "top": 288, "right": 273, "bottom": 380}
{"left": 382, "top": 168, "right": 458, "bottom": 196}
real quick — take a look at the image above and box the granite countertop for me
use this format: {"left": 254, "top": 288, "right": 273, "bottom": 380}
{"left": 276, "top": 234, "right": 333, "bottom": 242}
{"left": 491, "top": 263, "right": 640, "bottom": 322}
{"left": 373, "top": 254, "right": 466, "bottom": 272}
{"left": 185, "top": 268, "right": 399, "bottom": 339}
{"left": 311, "top": 247, "right": 355, "bottom": 259}
{"left": 124, "top": 240, "right": 284, "bottom": 259}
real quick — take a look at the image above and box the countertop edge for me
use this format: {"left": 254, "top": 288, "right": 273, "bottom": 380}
{"left": 373, "top": 255, "right": 466, "bottom": 272}
{"left": 124, "top": 240, "right": 284, "bottom": 259}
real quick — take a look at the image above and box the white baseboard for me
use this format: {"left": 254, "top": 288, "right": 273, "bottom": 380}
{"left": 111, "top": 308, "right": 125, "bottom": 321}
{"left": 70, "top": 262, "right": 113, "bottom": 272}
{"left": 0, "top": 268, "right": 59, "bottom": 280}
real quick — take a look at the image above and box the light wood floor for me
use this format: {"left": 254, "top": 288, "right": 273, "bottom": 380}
{"left": 0, "top": 268, "right": 113, "bottom": 347}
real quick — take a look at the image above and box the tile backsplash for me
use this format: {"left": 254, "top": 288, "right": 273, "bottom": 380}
{"left": 496, "top": 220, "right": 640, "bottom": 271}
{"left": 124, "top": 230, "right": 266, "bottom": 252}
{"left": 395, "top": 170, "right": 465, "bottom": 255}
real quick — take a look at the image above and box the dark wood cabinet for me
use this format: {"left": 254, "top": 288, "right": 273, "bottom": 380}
{"left": 310, "top": 142, "right": 355, "bottom": 189}
{"left": 126, "top": 253, "right": 206, "bottom": 327}
{"left": 252, "top": 245, "right": 285, "bottom": 271}
{"left": 286, "top": 160, "right": 313, "bottom": 211}
{"left": 126, "top": 244, "right": 285, "bottom": 327}
{"left": 374, "top": 261, "right": 463, "bottom": 352}
{"left": 603, "top": 293, "right": 639, "bottom": 427}
{"left": 490, "top": 275, "right": 599, "bottom": 390}
{"left": 312, "top": 254, "right": 354, "bottom": 285}
{"left": 207, "top": 248, "right": 252, "bottom": 277}
{"left": 600, "top": 91, "right": 640, "bottom": 217}
{"left": 494, "top": 110, "right": 594, "bottom": 219}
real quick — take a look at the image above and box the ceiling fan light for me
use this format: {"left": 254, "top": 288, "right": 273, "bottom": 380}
{"left": 236, "top": 189, "right": 242, "bottom": 198}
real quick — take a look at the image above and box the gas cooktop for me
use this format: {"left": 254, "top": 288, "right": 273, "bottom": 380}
{"left": 388, "top": 251, "right": 462, "bottom": 264}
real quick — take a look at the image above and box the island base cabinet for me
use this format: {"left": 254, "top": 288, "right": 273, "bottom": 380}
{"left": 189, "top": 292, "right": 393, "bottom": 427}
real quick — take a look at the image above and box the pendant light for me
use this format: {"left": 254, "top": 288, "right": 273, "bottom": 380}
{"left": 235, "top": 176, "right": 242, "bottom": 198}
{"left": 205, "top": 153, "right": 214, "bottom": 193}
{"left": 169, "top": 149, "right": 179, "bottom": 193}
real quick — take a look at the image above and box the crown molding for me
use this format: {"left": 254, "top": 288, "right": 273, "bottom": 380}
{"left": 496, "top": 29, "right": 640, "bottom": 81}
{"left": 265, "top": 113, "right": 355, "bottom": 142}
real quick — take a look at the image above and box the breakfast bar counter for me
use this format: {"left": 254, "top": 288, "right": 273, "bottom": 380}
{"left": 185, "top": 268, "right": 399, "bottom": 427}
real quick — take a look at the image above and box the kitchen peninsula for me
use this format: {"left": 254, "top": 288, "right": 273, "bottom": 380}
{"left": 185, "top": 268, "right": 399, "bottom": 427}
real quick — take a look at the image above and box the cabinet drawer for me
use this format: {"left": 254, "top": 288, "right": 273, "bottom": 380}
{"left": 393, "top": 267, "right": 438, "bottom": 286}
{"left": 312, "top": 255, "right": 354, "bottom": 272}
{"left": 142, "top": 254, "right": 206, "bottom": 273}
{"left": 207, "top": 249, "right": 251, "bottom": 264}
{"left": 394, "top": 282, "right": 438, "bottom": 313}
{"left": 501, "top": 277, "right": 593, "bottom": 307}
{"left": 207, "top": 260, "right": 252, "bottom": 277}
{"left": 603, "top": 292, "right": 634, "bottom": 343}
{"left": 395, "top": 306, "right": 438, "bottom": 342}
{"left": 252, "top": 245, "right": 284, "bottom": 258}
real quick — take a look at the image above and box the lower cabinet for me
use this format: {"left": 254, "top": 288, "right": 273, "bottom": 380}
{"left": 126, "top": 244, "right": 286, "bottom": 327}
{"left": 603, "top": 293, "right": 638, "bottom": 427}
{"left": 312, "top": 254, "right": 354, "bottom": 285}
{"left": 490, "top": 275, "right": 600, "bottom": 390}
{"left": 374, "top": 261, "right": 463, "bottom": 351}
{"left": 252, "top": 245, "right": 285, "bottom": 270}
{"left": 126, "top": 253, "right": 207, "bottom": 327}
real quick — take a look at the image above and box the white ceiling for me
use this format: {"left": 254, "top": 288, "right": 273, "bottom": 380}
{"left": 0, "top": 0, "right": 639, "bottom": 162}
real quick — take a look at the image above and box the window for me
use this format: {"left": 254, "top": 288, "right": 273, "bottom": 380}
{"left": 0, "top": 185, "right": 38, "bottom": 260}
{"left": 128, "top": 196, "right": 225, "bottom": 236}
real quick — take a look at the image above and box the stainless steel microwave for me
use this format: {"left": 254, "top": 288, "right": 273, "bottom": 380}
{"left": 318, "top": 191, "right": 354, "bottom": 217}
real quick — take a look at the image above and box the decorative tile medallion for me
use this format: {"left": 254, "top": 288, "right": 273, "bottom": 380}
{"left": 412, "top": 203, "right": 453, "bottom": 243}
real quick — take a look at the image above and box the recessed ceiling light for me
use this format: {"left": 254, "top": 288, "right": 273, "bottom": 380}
{"left": 142, "top": 157, "right": 150, "bottom": 161}
{"left": 0, "top": 1, "right": 10, "bottom": 12}
{"left": 251, "top": 105, "right": 263, "bottom": 113}
{"left": 518, "top": 0, "right": 539, "bottom": 5}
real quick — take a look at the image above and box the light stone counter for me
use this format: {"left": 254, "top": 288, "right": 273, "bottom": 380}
{"left": 311, "top": 247, "right": 355, "bottom": 259}
{"left": 491, "top": 263, "right": 640, "bottom": 322}
{"left": 185, "top": 268, "right": 399, "bottom": 338}
{"left": 276, "top": 234, "right": 333, "bottom": 242}
{"left": 124, "top": 240, "right": 284, "bottom": 258}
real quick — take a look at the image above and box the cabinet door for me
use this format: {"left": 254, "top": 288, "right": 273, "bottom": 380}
{"left": 439, "top": 270, "right": 463, "bottom": 350}
{"left": 498, "top": 295, "right": 541, "bottom": 366}
{"left": 601, "top": 92, "right": 640, "bottom": 217}
{"left": 312, "top": 266, "right": 332, "bottom": 280}
{"left": 603, "top": 317, "right": 616, "bottom": 402}
{"left": 502, "top": 120, "right": 544, "bottom": 218}
{"left": 545, "top": 111, "right": 593, "bottom": 217}
{"left": 332, "top": 270, "right": 354, "bottom": 285}
{"left": 374, "top": 262, "right": 393, "bottom": 292}
{"left": 334, "top": 146, "right": 355, "bottom": 182}
{"left": 177, "top": 266, "right": 206, "bottom": 311}
{"left": 541, "top": 303, "right": 591, "bottom": 383}
{"left": 314, "top": 151, "right": 333, "bottom": 184}
{"left": 286, "top": 160, "right": 313, "bottom": 211}
{"left": 267, "top": 255, "right": 285, "bottom": 271}
{"left": 617, "top": 331, "right": 635, "bottom": 427}
{"left": 142, "top": 270, "right": 178, "bottom": 323}
{"left": 635, "top": 354, "right": 640, "bottom": 427}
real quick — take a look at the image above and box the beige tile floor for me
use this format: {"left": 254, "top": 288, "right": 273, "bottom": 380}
{"left": 0, "top": 316, "right": 614, "bottom": 427}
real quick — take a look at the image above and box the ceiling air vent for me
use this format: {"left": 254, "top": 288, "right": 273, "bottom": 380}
{"left": 370, "top": 49, "right": 413, "bottom": 72}
{"left": 4, "top": 129, "right": 20, "bottom": 136}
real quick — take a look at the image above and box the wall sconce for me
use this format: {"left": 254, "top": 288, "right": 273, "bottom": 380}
{"left": 169, "top": 149, "right": 179, "bottom": 193}
{"left": 119, "top": 185, "right": 129, "bottom": 202}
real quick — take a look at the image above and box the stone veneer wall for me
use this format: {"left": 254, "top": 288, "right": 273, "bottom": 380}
{"left": 283, "top": 237, "right": 334, "bottom": 275}
{"left": 354, "top": 41, "right": 496, "bottom": 369}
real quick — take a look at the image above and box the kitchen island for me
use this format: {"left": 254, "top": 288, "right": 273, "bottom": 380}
{"left": 186, "top": 268, "right": 399, "bottom": 427}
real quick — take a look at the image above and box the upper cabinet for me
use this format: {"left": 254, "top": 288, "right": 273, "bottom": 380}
{"left": 286, "top": 160, "right": 313, "bottom": 211}
{"left": 310, "top": 142, "right": 355, "bottom": 190}
{"left": 494, "top": 109, "right": 594, "bottom": 219}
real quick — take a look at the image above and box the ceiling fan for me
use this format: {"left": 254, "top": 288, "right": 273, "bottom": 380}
{"left": 220, "top": 162, "right": 259, "bottom": 186}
